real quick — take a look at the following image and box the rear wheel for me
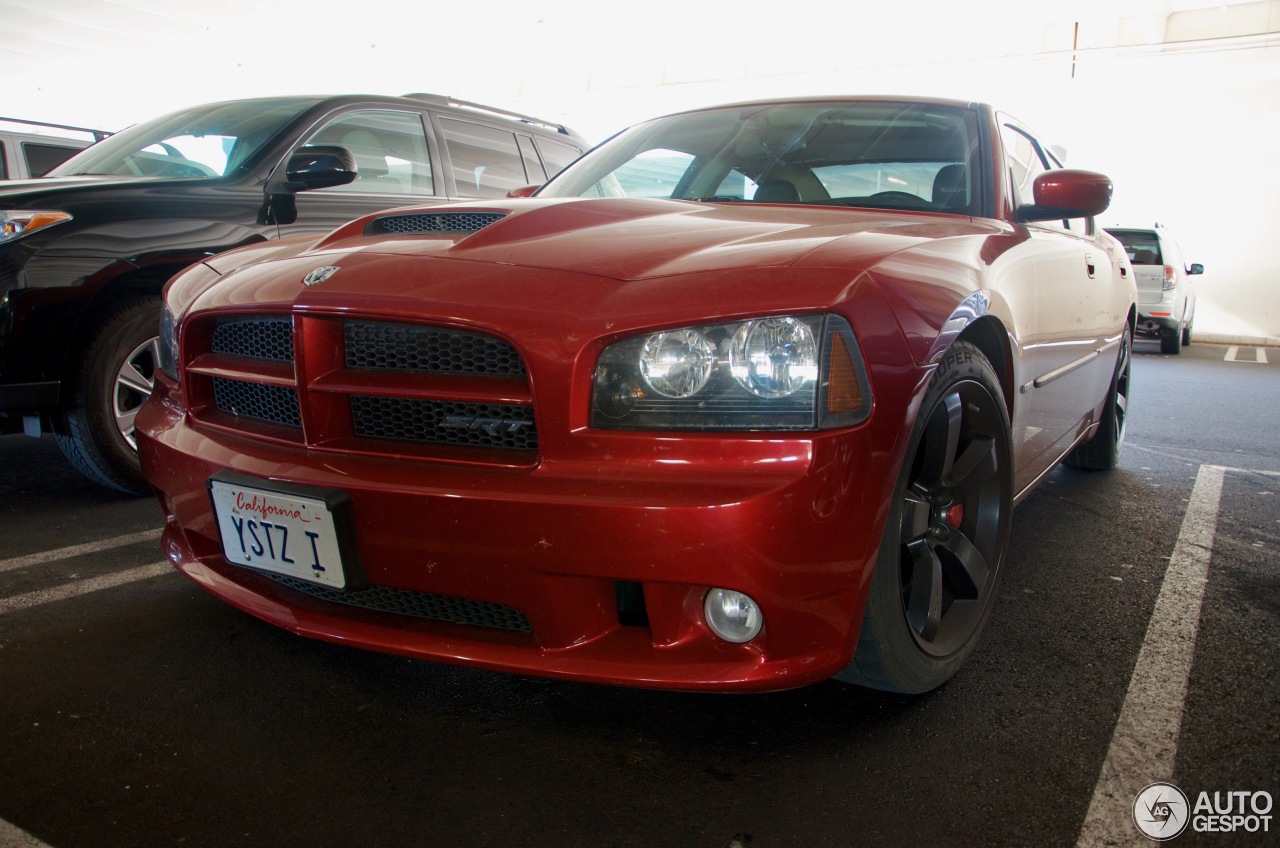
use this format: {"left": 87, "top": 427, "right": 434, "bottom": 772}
{"left": 838, "top": 341, "right": 1013, "bottom": 693}
{"left": 54, "top": 297, "right": 160, "bottom": 495}
{"left": 1161, "top": 322, "right": 1183, "bottom": 354}
{"left": 1064, "top": 328, "right": 1131, "bottom": 471}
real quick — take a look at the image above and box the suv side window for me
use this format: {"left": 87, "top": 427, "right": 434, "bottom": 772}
{"left": 439, "top": 117, "right": 529, "bottom": 198}
{"left": 307, "top": 110, "right": 434, "bottom": 196}
{"left": 23, "top": 142, "right": 82, "bottom": 177}
{"left": 534, "top": 138, "right": 583, "bottom": 179}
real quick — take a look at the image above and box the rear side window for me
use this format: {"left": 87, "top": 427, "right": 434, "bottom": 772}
{"left": 0, "top": 142, "right": 7, "bottom": 179}
{"left": 1109, "top": 230, "right": 1163, "bottom": 265}
{"left": 439, "top": 117, "right": 528, "bottom": 198}
{"left": 23, "top": 142, "right": 83, "bottom": 177}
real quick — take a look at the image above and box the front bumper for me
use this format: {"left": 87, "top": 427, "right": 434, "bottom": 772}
{"left": 136, "top": 380, "right": 898, "bottom": 692}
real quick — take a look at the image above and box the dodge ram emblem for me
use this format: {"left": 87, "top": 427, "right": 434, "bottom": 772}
{"left": 303, "top": 265, "right": 340, "bottom": 286}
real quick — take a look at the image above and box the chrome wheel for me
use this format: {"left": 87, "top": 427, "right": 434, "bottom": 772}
{"left": 112, "top": 336, "right": 160, "bottom": 450}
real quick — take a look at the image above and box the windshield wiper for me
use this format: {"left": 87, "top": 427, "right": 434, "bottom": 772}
{"left": 689, "top": 195, "right": 745, "bottom": 203}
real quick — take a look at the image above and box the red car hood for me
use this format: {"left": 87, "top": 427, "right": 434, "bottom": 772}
{"left": 277, "top": 198, "right": 988, "bottom": 279}
{"left": 181, "top": 198, "right": 1002, "bottom": 320}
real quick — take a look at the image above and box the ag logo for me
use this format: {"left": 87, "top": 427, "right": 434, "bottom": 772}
{"left": 1134, "top": 782, "right": 1190, "bottom": 841}
{"left": 302, "top": 265, "right": 340, "bottom": 286}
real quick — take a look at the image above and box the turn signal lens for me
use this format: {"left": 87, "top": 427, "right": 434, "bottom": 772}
{"left": 0, "top": 210, "right": 72, "bottom": 243}
{"left": 826, "top": 331, "right": 864, "bottom": 415}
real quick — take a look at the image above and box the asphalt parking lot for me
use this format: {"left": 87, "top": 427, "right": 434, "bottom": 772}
{"left": 2, "top": 340, "right": 1276, "bottom": 848}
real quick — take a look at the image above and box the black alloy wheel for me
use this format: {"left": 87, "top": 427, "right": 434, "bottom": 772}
{"left": 839, "top": 341, "right": 1012, "bottom": 693}
{"left": 898, "top": 374, "right": 1009, "bottom": 656}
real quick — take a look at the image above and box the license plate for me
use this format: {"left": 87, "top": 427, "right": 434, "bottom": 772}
{"left": 208, "top": 473, "right": 353, "bottom": 590}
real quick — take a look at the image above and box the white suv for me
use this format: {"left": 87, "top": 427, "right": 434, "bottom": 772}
{"left": 1105, "top": 226, "right": 1203, "bottom": 354}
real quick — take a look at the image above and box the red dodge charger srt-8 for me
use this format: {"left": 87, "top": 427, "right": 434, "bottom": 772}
{"left": 137, "top": 96, "right": 1135, "bottom": 693}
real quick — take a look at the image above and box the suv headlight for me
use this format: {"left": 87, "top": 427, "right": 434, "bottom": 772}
{"left": 0, "top": 210, "right": 72, "bottom": 244}
{"left": 591, "top": 314, "right": 871, "bottom": 430}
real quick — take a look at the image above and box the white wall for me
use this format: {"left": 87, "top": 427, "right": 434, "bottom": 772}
{"left": 3, "top": 0, "right": 1278, "bottom": 344}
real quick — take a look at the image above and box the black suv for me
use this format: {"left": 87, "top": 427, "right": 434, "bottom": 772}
{"left": 0, "top": 93, "right": 587, "bottom": 492}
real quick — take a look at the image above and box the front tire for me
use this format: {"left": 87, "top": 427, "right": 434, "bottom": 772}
{"left": 838, "top": 341, "right": 1013, "bottom": 693}
{"left": 55, "top": 297, "right": 160, "bottom": 495}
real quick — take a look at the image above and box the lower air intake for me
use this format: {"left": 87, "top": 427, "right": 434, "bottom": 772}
{"left": 264, "top": 573, "right": 533, "bottom": 633}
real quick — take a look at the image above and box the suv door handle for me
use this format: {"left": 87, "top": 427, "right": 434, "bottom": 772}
{"left": 1085, "top": 253, "right": 1096, "bottom": 278}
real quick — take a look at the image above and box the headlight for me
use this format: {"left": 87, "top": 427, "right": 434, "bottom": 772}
{"left": 158, "top": 302, "right": 179, "bottom": 381}
{"left": 0, "top": 210, "right": 72, "bottom": 244}
{"left": 592, "top": 313, "right": 871, "bottom": 431}
{"left": 729, "top": 317, "right": 818, "bottom": 398}
{"left": 640, "top": 329, "right": 717, "bottom": 398}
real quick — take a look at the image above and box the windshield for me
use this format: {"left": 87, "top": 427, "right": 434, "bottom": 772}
{"left": 48, "top": 97, "right": 320, "bottom": 179}
{"left": 539, "top": 100, "right": 982, "bottom": 215}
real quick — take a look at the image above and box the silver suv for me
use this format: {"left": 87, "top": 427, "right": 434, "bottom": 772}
{"left": 0, "top": 117, "right": 107, "bottom": 180}
{"left": 1105, "top": 226, "right": 1203, "bottom": 354}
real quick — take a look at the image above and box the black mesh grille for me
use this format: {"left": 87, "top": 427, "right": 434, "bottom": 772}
{"left": 263, "top": 573, "right": 532, "bottom": 632}
{"left": 350, "top": 396, "right": 536, "bottom": 450}
{"left": 212, "top": 318, "right": 294, "bottom": 362}
{"left": 345, "top": 322, "right": 525, "bottom": 376}
{"left": 369, "top": 212, "right": 506, "bottom": 234}
{"left": 213, "top": 378, "right": 302, "bottom": 427}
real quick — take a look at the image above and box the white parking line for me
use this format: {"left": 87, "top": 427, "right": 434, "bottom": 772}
{"left": 0, "top": 562, "right": 172, "bottom": 615}
{"left": 0, "top": 528, "right": 162, "bottom": 574}
{"left": 1076, "top": 464, "right": 1225, "bottom": 845}
{"left": 1224, "top": 346, "right": 1269, "bottom": 363}
{"left": 0, "top": 817, "right": 53, "bottom": 848}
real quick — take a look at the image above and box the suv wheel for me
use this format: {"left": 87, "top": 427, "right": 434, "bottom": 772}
{"left": 54, "top": 297, "right": 159, "bottom": 495}
{"left": 1161, "top": 322, "right": 1183, "bottom": 355}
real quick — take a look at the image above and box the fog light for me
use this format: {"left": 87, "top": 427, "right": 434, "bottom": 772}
{"left": 704, "top": 588, "right": 763, "bottom": 643}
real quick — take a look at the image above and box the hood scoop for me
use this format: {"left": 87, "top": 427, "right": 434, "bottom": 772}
{"left": 365, "top": 211, "right": 507, "bottom": 236}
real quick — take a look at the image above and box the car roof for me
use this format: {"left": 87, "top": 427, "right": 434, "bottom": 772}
{"left": 156, "top": 93, "right": 582, "bottom": 140}
{"left": 655, "top": 94, "right": 984, "bottom": 119}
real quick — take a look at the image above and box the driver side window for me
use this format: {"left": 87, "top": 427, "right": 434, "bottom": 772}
{"left": 1002, "top": 124, "right": 1072, "bottom": 232}
{"left": 307, "top": 110, "right": 435, "bottom": 196}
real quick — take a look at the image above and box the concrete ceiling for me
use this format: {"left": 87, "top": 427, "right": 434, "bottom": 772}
{"left": 1, "top": 0, "right": 1276, "bottom": 139}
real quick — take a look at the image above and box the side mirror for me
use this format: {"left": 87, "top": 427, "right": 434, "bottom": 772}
{"left": 1017, "top": 169, "right": 1112, "bottom": 222}
{"left": 507, "top": 184, "right": 540, "bottom": 198}
{"left": 284, "top": 145, "right": 357, "bottom": 192}
{"left": 1188, "top": 263, "right": 1204, "bottom": 275}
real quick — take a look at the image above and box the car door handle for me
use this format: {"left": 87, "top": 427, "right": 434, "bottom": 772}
{"left": 1085, "top": 253, "right": 1096, "bottom": 278}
